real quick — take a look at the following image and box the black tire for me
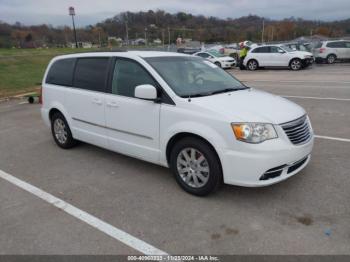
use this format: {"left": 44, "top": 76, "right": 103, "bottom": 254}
{"left": 51, "top": 112, "right": 77, "bottom": 149}
{"left": 169, "top": 137, "right": 222, "bottom": 196}
{"left": 247, "top": 59, "right": 258, "bottom": 71}
{"left": 326, "top": 54, "right": 336, "bottom": 64}
{"left": 214, "top": 61, "right": 222, "bottom": 68}
{"left": 289, "top": 58, "right": 302, "bottom": 71}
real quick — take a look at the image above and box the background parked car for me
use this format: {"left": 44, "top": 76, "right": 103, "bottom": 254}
{"left": 206, "top": 45, "right": 225, "bottom": 54}
{"left": 314, "top": 40, "right": 350, "bottom": 64}
{"left": 223, "top": 43, "right": 240, "bottom": 61}
{"left": 284, "top": 42, "right": 312, "bottom": 52}
{"left": 244, "top": 44, "right": 314, "bottom": 71}
{"left": 194, "top": 50, "right": 236, "bottom": 68}
{"left": 177, "top": 47, "right": 201, "bottom": 55}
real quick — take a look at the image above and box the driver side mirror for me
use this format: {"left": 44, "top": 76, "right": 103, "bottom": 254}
{"left": 134, "top": 84, "right": 158, "bottom": 100}
{"left": 278, "top": 49, "right": 286, "bottom": 54}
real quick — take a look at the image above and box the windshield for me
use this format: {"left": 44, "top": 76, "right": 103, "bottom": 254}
{"left": 281, "top": 45, "right": 294, "bottom": 52}
{"left": 208, "top": 50, "right": 224, "bottom": 57}
{"left": 145, "top": 56, "right": 247, "bottom": 97}
{"left": 301, "top": 45, "right": 312, "bottom": 52}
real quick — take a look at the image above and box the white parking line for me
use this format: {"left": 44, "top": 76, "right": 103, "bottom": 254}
{"left": 0, "top": 169, "right": 168, "bottom": 256}
{"left": 315, "top": 135, "right": 350, "bottom": 143}
{"left": 282, "top": 95, "right": 350, "bottom": 101}
{"left": 242, "top": 80, "right": 350, "bottom": 84}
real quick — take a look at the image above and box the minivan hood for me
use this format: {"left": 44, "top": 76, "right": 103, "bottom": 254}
{"left": 191, "top": 89, "right": 305, "bottom": 124}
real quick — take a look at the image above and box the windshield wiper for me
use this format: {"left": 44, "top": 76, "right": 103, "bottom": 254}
{"left": 180, "top": 87, "right": 248, "bottom": 98}
{"left": 209, "top": 88, "right": 240, "bottom": 95}
{"left": 207, "top": 87, "right": 248, "bottom": 96}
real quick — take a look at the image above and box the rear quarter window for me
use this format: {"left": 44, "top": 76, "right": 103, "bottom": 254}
{"left": 252, "top": 46, "right": 269, "bottom": 53}
{"left": 73, "top": 58, "right": 109, "bottom": 92}
{"left": 46, "top": 58, "right": 76, "bottom": 86}
{"left": 326, "top": 42, "right": 342, "bottom": 48}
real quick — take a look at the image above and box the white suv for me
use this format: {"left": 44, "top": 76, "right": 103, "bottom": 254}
{"left": 41, "top": 51, "right": 314, "bottom": 196}
{"left": 314, "top": 40, "right": 350, "bottom": 64}
{"left": 244, "top": 44, "right": 314, "bottom": 71}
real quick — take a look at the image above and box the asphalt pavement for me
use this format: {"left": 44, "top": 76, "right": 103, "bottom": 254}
{"left": 0, "top": 63, "right": 349, "bottom": 255}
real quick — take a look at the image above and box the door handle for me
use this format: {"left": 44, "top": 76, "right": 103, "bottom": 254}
{"left": 106, "top": 101, "right": 119, "bottom": 108}
{"left": 92, "top": 98, "right": 103, "bottom": 105}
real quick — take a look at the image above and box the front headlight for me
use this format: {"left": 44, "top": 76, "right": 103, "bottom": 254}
{"left": 231, "top": 123, "right": 278, "bottom": 143}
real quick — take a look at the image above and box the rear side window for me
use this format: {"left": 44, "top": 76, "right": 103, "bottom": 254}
{"left": 327, "top": 42, "right": 344, "bottom": 48}
{"left": 73, "top": 58, "right": 109, "bottom": 92}
{"left": 46, "top": 58, "right": 76, "bottom": 86}
{"left": 252, "top": 47, "right": 269, "bottom": 53}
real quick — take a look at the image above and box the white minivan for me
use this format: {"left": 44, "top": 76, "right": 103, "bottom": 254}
{"left": 41, "top": 51, "right": 314, "bottom": 196}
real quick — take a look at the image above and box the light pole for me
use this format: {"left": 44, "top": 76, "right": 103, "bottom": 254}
{"left": 167, "top": 27, "right": 170, "bottom": 50}
{"left": 144, "top": 28, "right": 147, "bottom": 45}
{"left": 261, "top": 18, "right": 265, "bottom": 44}
{"left": 125, "top": 21, "right": 129, "bottom": 46}
{"left": 69, "top": 7, "right": 78, "bottom": 48}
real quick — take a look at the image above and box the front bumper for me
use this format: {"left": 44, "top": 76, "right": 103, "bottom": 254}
{"left": 302, "top": 58, "right": 314, "bottom": 66}
{"left": 222, "top": 61, "right": 236, "bottom": 68}
{"left": 220, "top": 125, "right": 314, "bottom": 187}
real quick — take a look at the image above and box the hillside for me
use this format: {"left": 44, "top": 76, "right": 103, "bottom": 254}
{"left": 1, "top": 10, "right": 350, "bottom": 47}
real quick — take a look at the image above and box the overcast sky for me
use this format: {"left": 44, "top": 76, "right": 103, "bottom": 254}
{"left": 1, "top": 0, "right": 349, "bottom": 27}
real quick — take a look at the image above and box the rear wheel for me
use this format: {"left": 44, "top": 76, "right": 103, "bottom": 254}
{"left": 326, "top": 54, "right": 336, "bottom": 64}
{"left": 247, "top": 59, "right": 258, "bottom": 71}
{"left": 51, "top": 112, "right": 77, "bottom": 149}
{"left": 170, "top": 137, "right": 222, "bottom": 196}
{"left": 290, "top": 58, "right": 302, "bottom": 71}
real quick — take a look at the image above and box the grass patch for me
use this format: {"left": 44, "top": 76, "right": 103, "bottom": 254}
{"left": 0, "top": 48, "right": 100, "bottom": 97}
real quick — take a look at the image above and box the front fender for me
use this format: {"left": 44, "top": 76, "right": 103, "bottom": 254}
{"left": 160, "top": 120, "right": 229, "bottom": 166}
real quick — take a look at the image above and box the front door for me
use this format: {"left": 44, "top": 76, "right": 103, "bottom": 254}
{"left": 105, "top": 58, "right": 161, "bottom": 163}
{"left": 269, "top": 46, "right": 289, "bottom": 66}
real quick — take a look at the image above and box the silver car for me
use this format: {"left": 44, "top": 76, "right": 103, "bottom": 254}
{"left": 314, "top": 40, "right": 350, "bottom": 64}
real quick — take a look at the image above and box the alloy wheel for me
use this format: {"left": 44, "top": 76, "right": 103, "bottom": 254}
{"left": 291, "top": 59, "right": 301, "bottom": 70}
{"left": 327, "top": 55, "right": 335, "bottom": 64}
{"left": 248, "top": 60, "right": 257, "bottom": 70}
{"left": 176, "top": 148, "right": 210, "bottom": 188}
{"left": 53, "top": 118, "right": 68, "bottom": 144}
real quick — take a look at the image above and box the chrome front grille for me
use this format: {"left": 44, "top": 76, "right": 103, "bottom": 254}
{"left": 281, "top": 115, "right": 311, "bottom": 145}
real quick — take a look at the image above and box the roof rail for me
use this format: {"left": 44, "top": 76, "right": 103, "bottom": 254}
{"left": 74, "top": 48, "right": 128, "bottom": 54}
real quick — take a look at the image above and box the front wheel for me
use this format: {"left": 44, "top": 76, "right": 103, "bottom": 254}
{"left": 290, "top": 58, "right": 302, "bottom": 71}
{"left": 170, "top": 137, "right": 222, "bottom": 196}
{"left": 214, "top": 61, "right": 222, "bottom": 68}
